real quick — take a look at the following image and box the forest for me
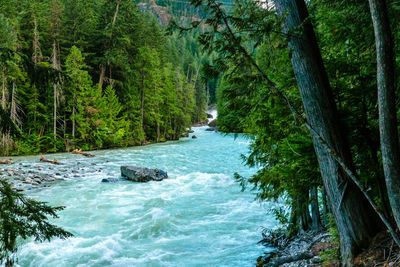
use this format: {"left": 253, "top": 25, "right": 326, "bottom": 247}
{"left": 2, "top": 0, "right": 400, "bottom": 266}
{"left": 0, "top": 0, "right": 209, "bottom": 156}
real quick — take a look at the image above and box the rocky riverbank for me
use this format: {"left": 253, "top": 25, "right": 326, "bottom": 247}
{"left": 0, "top": 160, "right": 102, "bottom": 192}
{"left": 258, "top": 229, "right": 400, "bottom": 266}
{"left": 257, "top": 230, "right": 335, "bottom": 267}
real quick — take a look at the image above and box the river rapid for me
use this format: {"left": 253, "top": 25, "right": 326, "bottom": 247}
{"left": 14, "top": 127, "right": 276, "bottom": 267}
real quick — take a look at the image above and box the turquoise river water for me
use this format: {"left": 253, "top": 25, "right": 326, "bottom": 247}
{"left": 14, "top": 127, "right": 277, "bottom": 267}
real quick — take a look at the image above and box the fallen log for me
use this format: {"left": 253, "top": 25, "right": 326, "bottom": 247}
{"left": 72, "top": 149, "right": 95, "bottom": 157}
{"left": 39, "top": 156, "right": 62, "bottom": 165}
{"left": 0, "top": 159, "right": 13, "bottom": 164}
{"left": 269, "top": 251, "right": 314, "bottom": 266}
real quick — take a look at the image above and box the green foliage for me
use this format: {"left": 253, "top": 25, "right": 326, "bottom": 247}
{"left": 319, "top": 214, "right": 340, "bottom": 265}
{"left": 0, "top": 179, "right": 72, "bottom": 266}
{"left": 0, "top": 0, "right": 208, "bottom": 155}
{"left": 190, "top": 0, "right": 400, "bottom": 238}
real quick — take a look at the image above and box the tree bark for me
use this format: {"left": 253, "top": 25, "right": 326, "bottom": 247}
{"left": 98, "top": 64, "right": 106, "bottom": 89}
{"left": 275, "top": 0, "right": 382, "bottom": 265}
{"left": 368, "top": 0, "right": 400, "bottom": 232}
{"left": 321, "top": 186, "right": 329, "bottom": 225}
{"left": 300, "top": 191, "right": 312, "bottom": 231}
{"left": 310, "top": 187, "right": 322, "bottom": 231}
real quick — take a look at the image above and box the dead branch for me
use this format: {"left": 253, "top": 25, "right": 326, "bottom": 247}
{"left": 72, "top": 149, "right": 95, "bottom": 157}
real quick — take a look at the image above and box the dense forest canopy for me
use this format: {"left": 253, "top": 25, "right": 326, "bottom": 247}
{"left": 0, "top": 0, "right": 210, "bottom": 156}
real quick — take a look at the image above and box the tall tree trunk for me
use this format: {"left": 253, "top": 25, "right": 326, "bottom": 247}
{"left": 52, "top": 40, "right": 60, "bottom": 141}
{"left": 301, "top": 191, "right": 312, "bottom": 231}
{"left": 155, "top": 85, "right": 160, "bottom": 142}
{"left": 141, "top": 72, "right": 146, "bottom": 140}
{"left": 10, "top": 81, "right": 20, "bottom": 127}
{"left": 360, "top": 92, "right": 392, "bottom": 221}
{"left": 99, "top": 64, "right": 106, "bottom": 89}
{"left": 310, "top": 187, "right": 322, "bottom": 231}
{"left": 368, "top": 0, "right": 400, "bottom": 231}
{"left": 72, "top": 106, "right": 75, "bottom": 139}
{"left": 322, "top": 186, "right": 329, "bottom": 225}
{"left": 32, "top": 16, "right": 42, "bottom": 65}
{"left": 289, "top": 197, "right": 300, "bottom": 235}
{"left": 1, "top": 72, "right": 6, "bottom": 110}
{"left": 275, "top": 0, "right": 382, "bottom": 265}
{"left": 99, "top": 0, "right": 120, "bottom": 89}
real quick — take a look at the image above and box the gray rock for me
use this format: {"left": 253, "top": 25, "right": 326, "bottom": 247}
{"left": 101, "top": 178, "right": 120, "bottom": 183}
{"left": 208, "top": 119, "right": 217, "bottom": 127}
{"left": 205, "top": 127, "right": 215, "bottom": 131}
{"left": 192, "top": 135, "right": 198, "bottom": 139}
{"left": 121, "top": 166, "right": 168, "bottom": 182}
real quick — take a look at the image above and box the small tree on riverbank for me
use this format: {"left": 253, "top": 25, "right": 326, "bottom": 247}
{"left": 0, "top": 180, "right": 72, "bottom": 266}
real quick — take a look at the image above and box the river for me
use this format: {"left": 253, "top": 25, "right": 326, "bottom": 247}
{"left": 15, "top": 127, "right": 276, "bottom": 267}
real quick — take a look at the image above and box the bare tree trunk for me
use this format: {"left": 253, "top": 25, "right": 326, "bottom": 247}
{"left": 99, "top": 64, "right": 106, "bottom": 89}
{"left": 141, "top": 72, "right": 146, "bottom": 140}
{"left": 52, "top": 40, "right": 60, "bottom": 141}
{"left": 112, "top": 0, "right": 120, "bottom": 26}
{"left": 173, "top": 76, "right": 179, "bottom": 140}
{"left": 10, "top": 81, "right": 21, "bottom": 127}
{"left": 99, "top": 0, "right": 120, "bottom": 89}
{"left": 155, "top": 85, "right": 160, "bottom": 142}
{"left": 310, "top": 187, "right": 322, "bottom": 231}
{"left": 1, "top": 72, "right": 6, "bottom": 110}
{"left": 275, "top": 0, "right": 382, "bottom": 265}
{"left": 32, "top": 16, "right": 43, "bottom": 65}
{"left": 368, "top": 0, "right": 400, "bottom": 232}
{"left": 72, "top": 106, "right": 75, "bottom": 138}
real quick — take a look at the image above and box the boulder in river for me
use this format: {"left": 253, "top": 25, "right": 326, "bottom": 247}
{"left": 192, "top": 135, "right": 198, "bottom": 139}
{"left": 206, "top": 113, "right": 213, "bottom": 119}
{"left": 205, "top": 127, "right": 215, "bottom": 132}
{"left": 102, "top": 178, "right": 120, "bottom": 183}
{"left": 121, "top": 166, "right": 168, "bottom": 182}
{"left": 208, "top": 119, "right": 217, "bottom": 127}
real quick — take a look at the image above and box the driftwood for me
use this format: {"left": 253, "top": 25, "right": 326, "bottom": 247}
{"left": 39, "top": 156, "right": 62, "bottom": 165}
{"left": 0, "top": 159, "right": 13, "bottom": 164}
{"left": 72, "top": 149, "right": 95, "bottom": 157}
{"left": 269, "top": 251, "right": 314, "bottom": 266}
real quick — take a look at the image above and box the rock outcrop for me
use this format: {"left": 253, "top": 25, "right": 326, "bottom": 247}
{"left": 121, "top": 166, "right": 168, "bottom": 182}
